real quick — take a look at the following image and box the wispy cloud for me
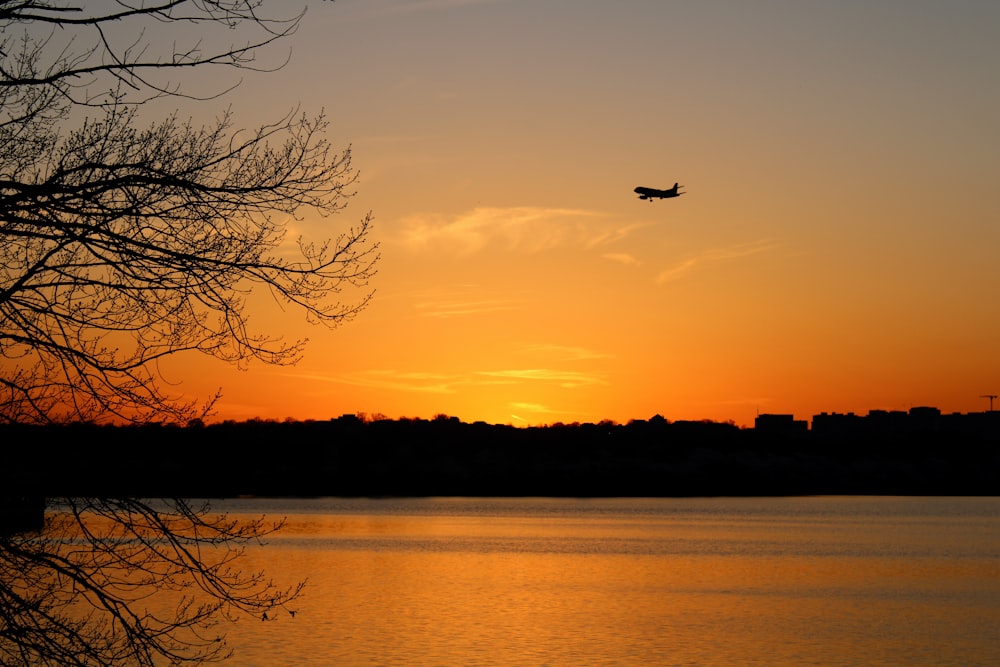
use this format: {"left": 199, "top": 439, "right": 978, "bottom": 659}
{"left": 285, "top": 364, "right": 607, "bottom": 395}
{"left": 478, "top": 368, "right": 608, "bottom": 389}
{"left": 655, "top": 257, "right": 700, "bottom": 284}
{"left": 291, "top": 370, "right": 463, "bottom": 394}
{"left": 520, "top": 343, "right": 614, "bottom": 362}
{"left": 398, "top": 207, "right": 639, "bottom": 256}
{"left": 509, "top": 402, "right": 589, "bottom": 425}
{"left": 583, "top": 222, "right": 650, "bottom": 249}
{"left": 509, "top": 402, "right": 554, "bottom": 414}
{"left": 655, "top": 240, "right": 776, "bottom": 283}
{"left": 414, "top": 297, "right": 520, "bottom": 319}
{"left": 509, "top": 402, "right": 564, "bottom": 422}
{"left": 603, "top": 252, "right": 642, "bottom": 267}
{"left": 401, "top": 284, "right": 524, "bottom": 318}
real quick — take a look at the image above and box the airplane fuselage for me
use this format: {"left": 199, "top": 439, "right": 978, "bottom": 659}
{"left": 634, "top": 183, "right": 683, "bottom": 200}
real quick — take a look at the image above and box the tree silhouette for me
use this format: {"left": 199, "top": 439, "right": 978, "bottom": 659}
{"left": 0, "top": 2, "right": 366, "bottom": 664}
{"left": 0, "top": 499, "right": 303, "bottom": 666}
{"left": 0, "top": 0, "right": 378, "bottom": 424}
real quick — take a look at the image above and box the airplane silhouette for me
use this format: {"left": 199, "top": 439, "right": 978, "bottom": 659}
{"left": 634, "top": 183, "right": 684, "bottom": 201}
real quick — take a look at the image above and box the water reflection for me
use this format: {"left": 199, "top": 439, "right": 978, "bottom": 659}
{"left": 221, "top": 497, "right": 1000, "bottom": 666}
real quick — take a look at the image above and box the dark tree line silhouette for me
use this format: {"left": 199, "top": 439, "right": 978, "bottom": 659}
{"left": 6, "top": 414, "right": 998, "bottom": 498}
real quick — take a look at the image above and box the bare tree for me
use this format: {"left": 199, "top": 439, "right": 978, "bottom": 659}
{"left": 0, "top": 2, "right": 372, "bottom": 664}
{"left": 0, "top": 0, "right": 378, "bottom": 424}
{"left": 0, "top": 499, "right": 304, "bottom": 666}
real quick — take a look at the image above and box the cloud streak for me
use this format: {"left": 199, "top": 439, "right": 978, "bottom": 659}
{"left": 477, "top": 368, "right": 607, "bottom": 389}
{"left": 398, "top": 206, "right": 639, "bottom": 256}
{"left": 290, "top": 370, "right": 463, "bottom": 394}
{"left": 401, "top": 284, "right": 525, "bottom": 318}
{"left": 603, "top": 252, "right": 642, "bottom": 267}
{"left": 656, "top": 240, "right": 776, "bottom": 283}
{"left": 508, "top": 401, "right": 579, "bottom": 422}
{"left": 519, "top": 343, "right": 614, "bottom": 362}
{"left": 413, "top": 296, "right": 520, "bottom": 319}
{"left": 288, "top": 363, "right": 607, "bottom": 395}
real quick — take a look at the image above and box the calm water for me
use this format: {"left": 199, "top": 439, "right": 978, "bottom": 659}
{"left": 211, "top": 497, "right": 1000, "bottom": 666}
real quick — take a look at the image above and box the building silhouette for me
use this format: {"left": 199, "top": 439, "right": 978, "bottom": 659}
{"left": 751, "top": 406, "right": 1000, "bottom": 440}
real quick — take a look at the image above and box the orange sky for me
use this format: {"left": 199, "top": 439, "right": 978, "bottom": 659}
{"left": 162, "top": 0, "right": 1000, "bottom": 426}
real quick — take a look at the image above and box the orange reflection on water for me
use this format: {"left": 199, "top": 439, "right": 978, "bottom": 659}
{"left": 224, "top": 498, "right": 1000, "bottom": 666}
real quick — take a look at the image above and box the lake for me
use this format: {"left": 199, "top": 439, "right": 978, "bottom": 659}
{"left": 212, "top": 497, "right": 1000, "bottom": 666}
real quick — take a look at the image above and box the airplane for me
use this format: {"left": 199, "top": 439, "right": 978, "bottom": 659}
{"left": 634, "top": 183, "right": 684, "bottom": 201}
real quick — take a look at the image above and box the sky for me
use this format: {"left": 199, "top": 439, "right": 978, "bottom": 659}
{"left": 163, "top": 0, "right": 999, "bottom": 426}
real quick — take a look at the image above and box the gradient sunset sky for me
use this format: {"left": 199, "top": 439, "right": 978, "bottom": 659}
{"left": 164, "top": 0, "right": 999, "bottom": 426}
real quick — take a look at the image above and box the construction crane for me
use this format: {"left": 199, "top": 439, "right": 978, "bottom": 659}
{"left": 981, "top": 394, "right": 998, "bottom": 412}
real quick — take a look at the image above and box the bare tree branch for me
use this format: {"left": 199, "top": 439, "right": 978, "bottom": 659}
{"left": 1, "top": 499, "right": 304, "bottom": 666}
{"left": 0, "top": 1, "right": 379, "bottom": 424}
{"left": 0, "top": 1, "right": 305, "bottom": 106}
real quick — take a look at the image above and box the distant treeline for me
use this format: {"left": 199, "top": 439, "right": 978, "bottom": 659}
{"left": 4, "top": 414, "right": 998, "bottom": 497}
